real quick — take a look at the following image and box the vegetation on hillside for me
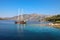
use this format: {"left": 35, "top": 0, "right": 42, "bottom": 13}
{"left": 45, "top": 14, "right": 60, "bottom": 23}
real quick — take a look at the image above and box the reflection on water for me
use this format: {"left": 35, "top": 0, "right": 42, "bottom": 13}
{"left": 17, "top": 24, "right": 26, "bottom": 37}
{"left": 0, "top": 20, "right": 60, "bottom": 40}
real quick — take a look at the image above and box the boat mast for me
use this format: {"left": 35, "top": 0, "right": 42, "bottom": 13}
{"left": 17, "top": 8, "right": 20, "bottom": 21}
{"left": 17, "top": 8, "right": 24, "bottom": 21}
{"left": 20, "top": 8, "right": 24, "bottom": 21}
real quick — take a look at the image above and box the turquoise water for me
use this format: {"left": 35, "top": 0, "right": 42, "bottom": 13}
{"left": 0, "top": 20, "right": 60, "bottom": 40}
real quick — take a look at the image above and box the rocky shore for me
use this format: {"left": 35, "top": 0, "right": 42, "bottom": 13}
{"left": 49, "top": 23, "right": 60, "bottom": 28}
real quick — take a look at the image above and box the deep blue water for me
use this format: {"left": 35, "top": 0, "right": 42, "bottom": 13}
{"left": 0, "top": 20, "right": 60, "bottom": 40}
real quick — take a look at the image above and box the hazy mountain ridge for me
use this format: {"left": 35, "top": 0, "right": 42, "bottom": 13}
{"left": 0, "top": 14, "right": 58, "bottom": 21}
{"left": 9, "top": 14, "right": 47, "bottom": 21}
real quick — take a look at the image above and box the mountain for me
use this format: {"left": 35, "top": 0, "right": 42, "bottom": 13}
{"left": 0, "top": 17, "right": 9, "bottom": 20}
{"left": 8, "top": 13, "right": 47, "bottom": 21}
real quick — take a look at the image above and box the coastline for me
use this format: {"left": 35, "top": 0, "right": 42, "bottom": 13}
{"left": 49, "top": 23, "right": 60, "bottom": 28}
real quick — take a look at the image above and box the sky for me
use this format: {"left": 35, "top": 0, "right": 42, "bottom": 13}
{"left": 0, "top": 0, "right": 60, "bottom": 17}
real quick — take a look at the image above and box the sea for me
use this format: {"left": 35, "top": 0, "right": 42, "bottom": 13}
{"left": 0, "top": 20, "right": 60, "bottom": 40}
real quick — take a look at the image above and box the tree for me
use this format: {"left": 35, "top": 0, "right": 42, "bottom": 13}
{"left": 45, "top": 14, "right": 60, "bottom": 22}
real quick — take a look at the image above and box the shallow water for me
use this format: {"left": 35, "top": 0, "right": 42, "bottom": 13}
{"left": 0, "top": 20, "right": 60, "bottom": 40}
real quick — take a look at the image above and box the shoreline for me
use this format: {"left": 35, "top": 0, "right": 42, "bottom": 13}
{"left": 49, "top": 23, "right": 60, "bottom": 28}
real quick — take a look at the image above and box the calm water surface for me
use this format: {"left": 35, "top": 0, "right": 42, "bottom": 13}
{"left": 0, "top": 20, "right": 60, "bottom": 40}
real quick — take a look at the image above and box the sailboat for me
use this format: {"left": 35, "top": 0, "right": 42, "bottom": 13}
{"left": 15, "top": 8, "right": 26, "bottom": 24}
